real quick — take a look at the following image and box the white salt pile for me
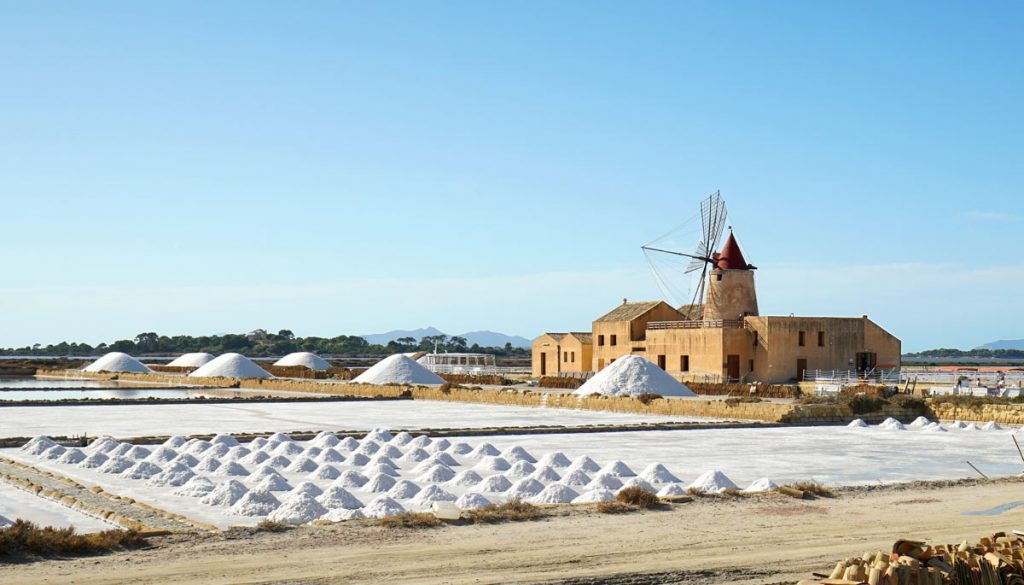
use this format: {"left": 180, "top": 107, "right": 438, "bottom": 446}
{"left": 125, "top": 445, "right": 152, "bottom": 460}
{"left": 23, "top": 436, "right": 56, "bottom": 455}
{"left": 98, "top": 457, "right": 134, "bottom": 474}
{"left": 387, "top": 480, "right": 422, "bottom": 499}
{"left": 366, "top": 463, "right": 400, "bottom": 477}
{"left": 174, "top": 476, "right": 216, "bottom": 497}
{"left": 273, "top": 442, "right": 305, "bottom": 457}
{"left": 315, "top": 449, "right": 345, "bottom": 464}
{"left": 219, "top": 462, "right": 250, "bottom": 477}
{"left": 323, "top": 508, "right": 366, "bottom": 521}
{"left": 273, "top": 352, "right": 332, "bottom": 371}
{"left": 621, "top": 478, "right": 655, "bottom": 492}
{"left": 267, "top": 494, "right": 327, "bottom": 525}
{"left": 531, "top": 466, "right": 561, "bottom": 483}
{"left": 573, "top": 355, "right": 695, "bottom": 397}
{"left": 230, "top": 490, "right": 281, "bottom": 516}
{"left": 447, "top": 470, "right": 483, "bottom": 487}
{"left": 475, "top": 456, "right": 511, "bottom": 472}
{"left": 190, "top": 353, "right": 272, "bottom": 379}
{"left": 455, "top": 492, "right": 491, "bottom": 509}
{"left": 964, "top": 423, "right": 981, "bottom": 431}
{"left": 477, "top": 475, "right": 512, "bottom": 493}
{"left": 538, "top": 452, "right": 572, "bottom": 468}
{"left": 83, "top": 352, "right": 152, "bottom": 374}
{"left": 79, "top": 452, "right": 110, "bottom": 469}
{"left": 286, "top": 457, "right": 319, "bottom": 473}
{"left": 923, "top": 423, "right": 948, "bottom": 433}
{"left": 586, "top": 474, "right": 623, "bottom": 490}
{"left": 318, "top": 486, "right": 363, "bottom": 510}
{"left": 87, "top": 437, "right": 119, "bottom": 453}
{"left": 362, "top": 496, "right": 406, "bottom": 518}
{"left": 879, "top": 418, "right": 906, "bottom": 430}
{"left": 467, "top": 443, "right": 500, "bottom": 458}
{"left": 255, "top": 475, "right": 292, "bottom": 492}
{"left": 743, "top": 478, "right": 778, "bottom": 493}
{"left": 337, "top": 437, "right": 360, "bottom": 451}
{"left": 312, "top": 433, "right": 340, "bottom": 449}
{"left": 287, "top": 482, "right": 324, "bottom": 499}
{"left": 656, "top": 484, "right": 686, "bottom": 497}
{"left": 410, "top": 485, "right": 456, "bottom": 508}
{"left": 847, "top": 419, "right": 869, "bottom": 428}
{"left": 148, "top": 465, "right": 196, "bottom": 487}
{"left": 265, "top": 455, "right": 293, "bottom": 468}
{"left": 507, "top": 478, "right": 545, "bottom": 498}
{"left": 122, "top": 461, "right": 162, "bottom": 480}
{"left": 311, "top": 465, "right": 341, "bottom": 480}
{"left": 531, "top": 484, "right": 579, "bottom": 504}
{"left": 42, "top": 445, "right": 66, "bottom": 460}
{"left": 639, "top": 463, "right": 680, "bottom": 484}
{"left": 162, "top": 436, "right": 188, "bottom": 449}
{"left": 167, "top": 353, "right": 215, "bottom": 368}
{"left": 572, "top": 489, "right": 616, "bottom": 503}
{"left": 335, "top": 470, "right": 369, "bottom": 488}
{"left": 502, "top": 446, "right": 537, "bottom": 464}
{"left": 561, "top": 470, "right": 592, "bottom": 486}
{"left": 56, "top": 449, "right": 86, "bottom": 465}
{"left": 146, "top": 447, "right": 179, "bottom": 464}
{"left": 416, "top": 464, "right": 456, "bottom": 483}
{"left": 390, "top": 432, "right": 414, "bottom": 446}
{"left": 353, "top": 354, "right": 444, "bottom": 385}
{"left": 348, "top": 453, "right": 370, "bottom": 466}
{"left": 908, "top": 416, "right": 932, "bottom": 428}
{"left": 687, "top": 470, "right": 738, "bottom": 494}
{"left": 599, "top": 461, "right": 636, "bottom": 477}
{"left": 507, "top": 461, "right": 536, "bottom": 478}
{"left": 982, "top": 421, "right": 1002, "bottom": 431}
{"left": 365, "top": 473, "right": 397, "bottom": 492}
{"left": 950, "top": 421, "right": 968, "bottom": 430}
{"left": 447, "top": 442, "right": 473, "bottom": 455}
{"left": 194, "top": 458, "right": 221, "bottom": 473}
{"left": 567, "top": 456, "right": 600, "bottom": 473}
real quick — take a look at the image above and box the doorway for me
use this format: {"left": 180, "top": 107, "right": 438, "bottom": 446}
{"left": 540, "top": 353, "right": 547, "bottom": 376}
{"left": 856, "top": 352, "right": 877, "bottom": 372}
{"left": 727, "top": 355, "right": 740, "bottom": 381}
{"left": 796, "top": 358, "right": 807, "bottom": 382}
{"left": 657, "top": 355, "right": 666, "bottom": 370}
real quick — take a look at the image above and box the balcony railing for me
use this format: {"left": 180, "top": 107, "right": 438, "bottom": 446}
{"left": 647, "top": 320, "right": 744, "bottom": 330}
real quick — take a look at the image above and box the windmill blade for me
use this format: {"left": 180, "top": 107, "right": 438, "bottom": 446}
{"left": 685, "top": 242, "right": 709, "bottom": 273}
{"left": 700, "top": 190, "right": 728, "bottom": 254}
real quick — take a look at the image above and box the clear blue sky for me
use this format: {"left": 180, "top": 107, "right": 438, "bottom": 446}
{"left": 1, "top": 1, "right": 1021, "bottom": 351}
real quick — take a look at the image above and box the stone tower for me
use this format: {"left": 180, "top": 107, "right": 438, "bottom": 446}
{"left": 703, "top": 232, "right": 758, "bottom": 321}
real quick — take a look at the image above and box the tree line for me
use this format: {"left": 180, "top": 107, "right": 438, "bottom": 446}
{"left": 0, "top": 329, "right": 531, "bottom": 358}
{"left": 904, "top": 348, "right": 1024, "bottom": 359}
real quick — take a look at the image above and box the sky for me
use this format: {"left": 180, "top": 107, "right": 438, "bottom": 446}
{"left": 0, "top": 1, "right": 1021, "bottom": 352}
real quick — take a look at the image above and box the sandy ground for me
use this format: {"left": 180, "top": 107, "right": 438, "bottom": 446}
{"left": 4, "top": 478, "right": 1024, "bottom": 585}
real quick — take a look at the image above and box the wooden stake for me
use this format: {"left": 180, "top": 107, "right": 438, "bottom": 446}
{"left": 966, "top": 460, "right": 990, "bottom": 480}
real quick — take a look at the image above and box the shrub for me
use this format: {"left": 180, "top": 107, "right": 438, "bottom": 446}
{"left": 379, "top": 512, "right": 443, "bottom": 529}
{"left": 0, "top": 520, "right": 145, "bottom": 557}
{"left": 842, "top": 394, "right": 885, "bottom": 414}
{"left": 721, "top": 487, "right": 742, "bottom": 497}
{"left": 784, "top": 481, "right": 833, "bottom": 497}
{"left": 724, "top": 396, "right": 762, "bottom": 406}
{"left": 616, "top": 487, "right": 660, "bottom": 509}
{"left": 467, "top": 499, "right": 544, "bottom": 524}
{"left": 635, "top": 393, "right": 663, "bottom": 405}
{"left": 596, "top": 501, "right": 634, "bottom": 514}
{"left": 686, "top": 486, "right": 706, "bottom": 497}
{"left": 255, "top": 520, "right": 290, "bottom": 533}
{"left": 537, "top": 376, "right": 584, "bottom": 390}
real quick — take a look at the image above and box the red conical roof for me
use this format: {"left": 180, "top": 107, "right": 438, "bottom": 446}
{"left": 714, "top": 232, "right": 751, "bottom": 270}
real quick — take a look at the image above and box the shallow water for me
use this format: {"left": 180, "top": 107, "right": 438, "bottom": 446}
{"left": 0, "top": 388, "right": 221, "bottom": 401}
{"left": 0, "top": 377, "right": 140, "bottom": 389}
{"left": 963, "top": 500, "right": 1024, "bottom": 516}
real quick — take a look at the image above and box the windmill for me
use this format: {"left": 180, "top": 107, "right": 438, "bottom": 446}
{"left": 641, "top": 191, "right": 729, "bottom": 320}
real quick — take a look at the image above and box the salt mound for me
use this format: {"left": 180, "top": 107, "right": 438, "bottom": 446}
{"left": 964, "top": 423, "right": 981, "bottom": 431}
{"left": 531, "top": 484, "right": 579, "bottom": 504}
{"left": 507, "top": 461, "right": 537, "bottom": 478}
{"left": 427, "top": 438, "right": 451, "bottom": 453}
{"left": 337, "top": 437, "right": 360, "bottom": 451}
{"left": 193, "top": 457, "right": 219, "bottom": 473}
{"left": 122, "top": 461, "right": 162, "bottom": 480}
{"left": 318, "top": 486, "right": 363, "bottom": 510}
{"left": 98, "top": 457, "right": 134, "bottom": 474}
{"left": 365, "top": 473, "right": 397, "bottom": 492}
{"left": 409, "top": 485, "right": 456, "bottom": 508}
{"left": 455, "top": 493, "right": 492, "bottom": 509}
{"left": 477, "top": 474, "right": 513, "bottom": 493}
{"left": 348, "top": 453, "right": 370, "bottom": 466}
{"left": 982, "top": 421, "right": 1002, "bottom": 431}
{"left": 743, "top": 478, "right": 778, "bottom": 493}
{"left": 148, "top": 465, "right": 196, "bottom": 487}
{"left": 507, "top": 478, "right": 545, "bottom": 498}
{"left": 656, "top": 483, "right": 687, "bottom": 497}
{"left": 171, "top": 453, "right": 200, "bottom": 468}
{"left": 353, "top": 354, "right": 444, "bottom": 385}
{"left": 268, "top": 494, "right": 327, "bottom": 525}
{"left": 502, "top": 446, "right": 537, "bottom": 464}
{"left": 185, "top": 441, "right": 212, "bottom": 455}
{"left": 57, "top": 448, "right": 86, "bottom": 465}
{"left": 272, "top": 442, "right": 305, "bottom": 456}
{"left": 924, "top": 423, "right": 948, "bottom": 433}
{"left": 467, "top": 442, "right": 500, "bottom": 458}
{"left": 250, "top": 437, "right": 269, "bottom": 450}
{"left": 908, "top": 416, "right": 932, "bottom": 428}
{"left": 387, "top": 480, "right": 422, "bottom": 499}
{"left": 687, "top": 470, "right": 738, "bottom": 494}
{"left": 41, "top": 445, "right": 66, "bottom": 460}
{"left": 354, "top": 441, "right": 380, "bottom": 456}
{"left": 243, "top": 451, "right": 271, "bottom": 466}
{"left": 621, "top": 478, "right": 656, "bottom": 492}
{"left": 311, "top": 433, "right": 340, "bottom": 449}
{"left": 218, "top": 461, "right": 250, "bottom": 477}
{"left": 109, "top": 443, "right": 133, "bottom": 457}
{"left": 537, "top": 452, "right": 572, "bottom": 468}
{"left": 573, "top": 355, "right": 695, "bottom": 397}
{"left": 598, "top": 461, "right": 636, "bottom": 478}
{"left": 146, "top": 447, "right": 179, "bottom": 464}
{"left": 400, "top": 448, "right": 430, "bottom": 464}
{"left": 286, "top": 457, "right": 319, "bottom": 473}
{"left": 415, "top": 464, "right": 456, "bottom": 483}
{"left": 190, "top": 353, "right": 271, "bottom": 379}
{"left": 322, "top": 508, "right": 366, "bottom": 521}
{"left": 23, "top": 436, "right": 56, "bottom": 454}
{"left": 83, "top": 352, "right": 152, "bottom": 374}
{"left": 362, "top": 496, "right": 406, "bottom": 518}
{"left": 87, "top": 436, "right": 119, "bottom": 453}
{"left": 567, "top": 456, "right": 601, "bottom": 473}
{"left": 389, "top": 432, "right": 414, "bottom": 446}
{"left": 285, "top": 482, "right": 324, "bottom": 500}
{"left": 407, "top": 435, "right": 432, "bottom": 449}
{"left": 210, "top": 434, "right": 240, "bottom": 447}
{"left": 446, "top": 442, "right": 473, "bottom": 455}
{"left": 173, "top": 476, "right": 215, "bottom": 497}
{"left": 335, "top": 470, "right": 369, "bottom": 488}
{"left": 639, "top": 463, "right": 680, "bottom": 484}
{"left": 167, "top": 353, "right": 215, "bottom": 368}
{"left": 365, "top": 428, "right": 394, "bottom": 443}
{"left": 202, "top": 480, "right": 249, "bottom": 506}
{"left": 879, "top": 417, "right": 906, "bottom": 430}
{"left": 379, "top": 445, "right": 404, "bottom": 459}
{"left": 585, "top": 473, "right": 623, "bottom": 490}
{"left": 265, "top": 455, "right": 292, "bottom": 469}
{"left": 572, "top": 489, "right": 616, "bottom": 503}
{"left": 125, "top": 445, "right": 152, "bottom": 460}
{"left": 366, "top": 463, "right": 400, "bottom": 477}
{"left": 230, "top": 489, "right": 281, "bottom": 516}
{"left": 950, "top": 421, "right": 968, "bottom": 430}
{"left": 225, "top": 447, "right": 251, "bottom": 461}
{"left": 847, "top": 419, "right": 869, "bottom": 428}
{"left": 311, "top": 465, "right": 341, "bottom": 480}
{"left": 273, "top": 352, "right": 331, "bottom": 371}
{"left": 447, "top": 470, "right": 483, "bottom": 487}
{"left": 79, "top": 452, "right": 110, "bottom": 469}
{"left": 255, "top": 475, "right": 292, "bottom": 492}
{"left": 315, "top": 449, "right": 346, "bottom": 464}
{"left": 162, "top": 436, "right": 188, "bottom": 449}
{"left": 531, "top": 466, "right": 561, "bottom": 483}
{"left": 561, "top": 470, "right": 591, "bottom": 486}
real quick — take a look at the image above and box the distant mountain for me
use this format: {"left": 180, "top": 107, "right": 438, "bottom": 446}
{"left": 976, "top": 339, "right": 1024, "bottom": 350}
{"left": 361, "top": 327, "right": 532, "bottom": 348}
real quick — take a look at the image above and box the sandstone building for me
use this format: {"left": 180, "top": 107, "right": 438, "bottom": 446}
{"left": 532, "top": 233, "right": 900, "bottom": 384}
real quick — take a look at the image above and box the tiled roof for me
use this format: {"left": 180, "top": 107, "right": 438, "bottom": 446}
{"left": 595, "top": 301, "right": 663, "bottom": 323}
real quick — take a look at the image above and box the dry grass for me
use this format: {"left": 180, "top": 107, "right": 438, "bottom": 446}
{"left": 0, "top": 520, "right": 145, "bottom": 557}
{"left": 466, "top": 499, "right": 544, "bottom": 524}
{"left": 686, "top": 486, "right": 706, "bottom": 497}
{"left": 255, "top": 520, "right": 291, "bottom": 533}
{"left": 616, "top": 487, "right": 661, "bottom": 509}
{"left": 596, "top": 501, "right": 634, "bottom": 514}
{"left": 783, "top": 481, "right": 833, "bottom": 497}
{"left": 379, "top": 512, "right": 444, "bottom": 529}
{"left": 721, "top": 487, "right": 743, "bottom": 497}
{"left": 635, "top": 393, "right": 663, "bottom": 405}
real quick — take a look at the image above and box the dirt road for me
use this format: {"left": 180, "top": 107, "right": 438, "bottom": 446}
{"left": 3, "top": 479, "right": 1023, "bottom": 585}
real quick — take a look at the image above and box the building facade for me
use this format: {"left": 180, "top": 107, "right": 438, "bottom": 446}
{"left": 531, "top": 233, "right": 901, "bottom": 384}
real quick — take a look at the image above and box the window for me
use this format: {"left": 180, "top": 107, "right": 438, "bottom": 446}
{"left": 716, "top": 273, "right": 723, "bottom": 281}
{"left": 571, "top": 351, "right": 575, "bottom": 363}
{"left": 598, "top": 359, "right": 605, "bottom": 369}
{"left": 752, "top": 331, "right": 758, "bottom": 348}
{"left": 598, "top": 335, "right": 605, "bottom": 346}
{"left": 749, "top": 359, "right": 754, "bottom": 372}
{"left": 563, "top": 351, "right": 568, "bottom": 362}
{"left": 657, "top": 355, "right": 666, "bottom": 369}
{"left": 680, "top": 355, "right": 690, "bottom": 372}
{"left": 798, "top": 331, "right": 805, "bottom": 347}
{"left": 817, "top": 331, "right": 825, "bottom": 347}
{"left": 610, "top": 334, "right": 617, "bottom": 346}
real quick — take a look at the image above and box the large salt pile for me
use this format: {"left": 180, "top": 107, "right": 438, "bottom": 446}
{"left": 274, "top": 352, "right": 332, "bottom": 371}
{"left": 353, "top": 354, "right": 444, "bottom": 385}
{"left": 167, "top": 353, "right": 215, "bottom": 368}
{"left": 573, "top": 355, "right": 695, "bottom": 397}
{"left": 687, "top": 470, "right": 738, "bottom": 494}
{"left": 190, "top": 353, "right": 272, "bottom": 379}
{"left": 83, "top": 352, "right": 152, "bottom": 374}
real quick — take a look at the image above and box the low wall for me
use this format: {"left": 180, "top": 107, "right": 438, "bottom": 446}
{"left": 928, "top": 402, "right": 1024, "bottom": 425}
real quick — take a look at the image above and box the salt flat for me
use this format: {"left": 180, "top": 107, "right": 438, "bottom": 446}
{"left": 0, "top": 400, "right": 712, "bottom": 439}
{"left": 0, "top": 482, "right": 114, "bottom": 532}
